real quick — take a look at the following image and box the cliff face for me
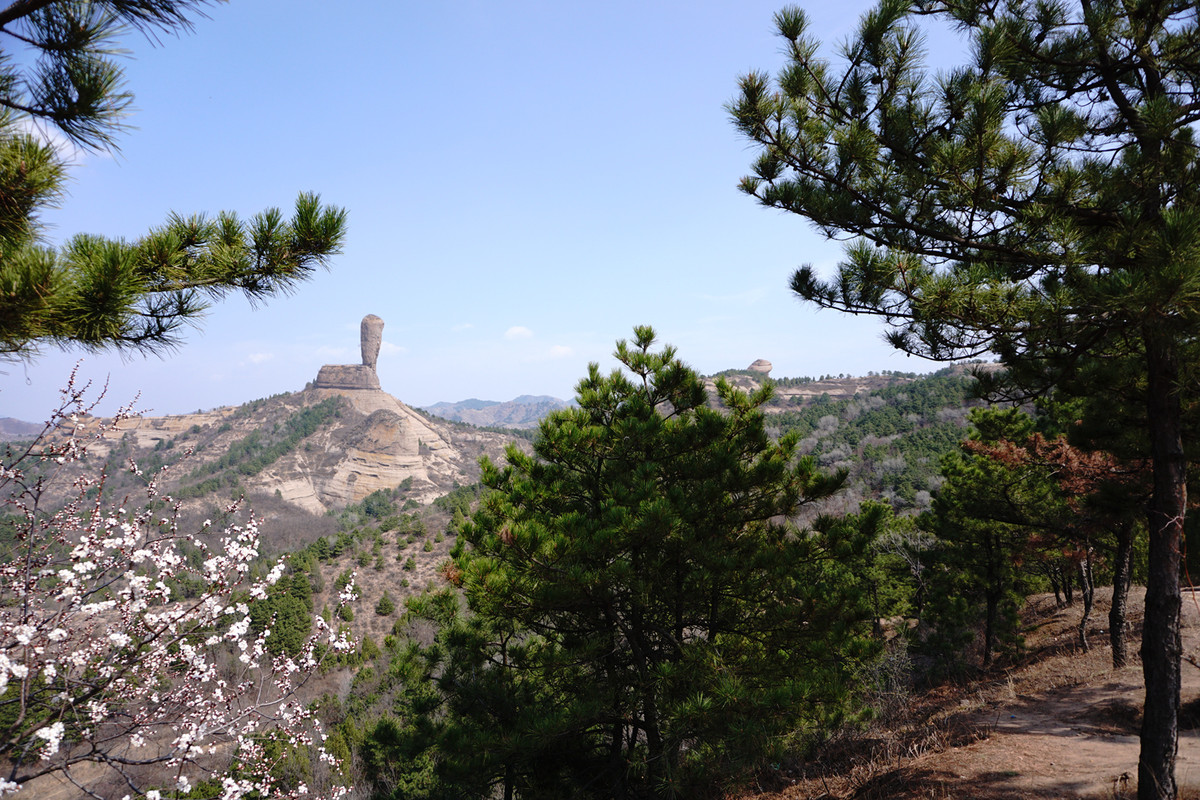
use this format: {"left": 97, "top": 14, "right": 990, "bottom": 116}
{"left": 264, "top": 385, "right": 495, "bottom": 512}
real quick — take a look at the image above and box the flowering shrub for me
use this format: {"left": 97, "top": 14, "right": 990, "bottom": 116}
{"left": 0, "top": 372, "right": 355, "bottom": 799}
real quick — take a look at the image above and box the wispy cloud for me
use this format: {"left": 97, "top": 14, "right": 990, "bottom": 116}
{"left": 451, "top": 323, "right": 473, "bottom": 332}
{"left": 246, "top": 352, "right": 274, "bottom": 365}
{"left": 548, "top": 345, "right": 573, "bottom": 358}
{"left": 13, "top": 117, "right": 88, "bottom": 164}
{"left": 380, "top": 341, "right": 407, "bottom": 357}
{"left": 504, "top": 326, "right": 534, "bottom": 340}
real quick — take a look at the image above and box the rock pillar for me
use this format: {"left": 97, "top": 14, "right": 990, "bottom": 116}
{"left": 361, "top": 314, "right": 384, "bottom": 370}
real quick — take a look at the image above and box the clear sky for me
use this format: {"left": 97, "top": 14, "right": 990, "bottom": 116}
{"left": 3, "top": 1, "right": 966, "bottom": 422}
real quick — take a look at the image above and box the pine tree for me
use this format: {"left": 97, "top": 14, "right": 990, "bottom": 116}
{"left": 924, "top": 408, "right": 1054, "bottom": 670}
{"left": 0, "top": 1, "right": 347, "bottom": 358}
{"left": 448, "top": 327, "right": 877, "bottom": 798}
{"left": 375, "top": 592, "right": 396, "bottom": 616}
{"left": 730, "top": 3, "right": 1200, "bottom": 794}
{"left": 964, "top": 399, "right": 1149, "bottom": 666}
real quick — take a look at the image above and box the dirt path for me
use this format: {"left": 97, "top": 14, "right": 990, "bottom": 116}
{"left": 756, "top": 588, "right": 1200, "bottom": 799}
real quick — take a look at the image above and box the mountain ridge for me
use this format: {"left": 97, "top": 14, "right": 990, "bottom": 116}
{"left": 422, "top": 394, "right": 571, "bottom": 429}
{"left": 22, "top": 383, "right": 525, "bottom": 519}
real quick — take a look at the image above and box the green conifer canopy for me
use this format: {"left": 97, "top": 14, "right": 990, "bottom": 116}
{"left": 447, "top": 327, "right": 878, "bottom": 797}
{"left": 731, "top": 3, "right": 1199, "bottom": 797}
{"left": 0, "top": 1, "right": 347, "bottom": 358}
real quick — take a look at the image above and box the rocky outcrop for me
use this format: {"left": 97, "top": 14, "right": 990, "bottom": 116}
{"left": 260, "top": 398, "right": 436, "bottom": 512}
{"left": 747, "top": 359, "right": 773, "bottom": 374}
{"left": 361, "top": 314, "right": 384, "bottom": 370}
{"left": 109, "top": 409, "right": 236, "bottom": 449}
{"left": 314, "top": 314, "right": 385, "bottom": 391}
{"left": 74, "top": 383, "right": 516, "bottom": 516}
{"left": 296, "top": 314, "right": 466, "bottom": 508}
{"left": 58, "top": 313, "right": 521, "bottom": 515}
{"left": 262, "top": 384, "right": 522, "bottom": 511}
{"left": 313, "top": 364, "right": 381, "bottom": 391}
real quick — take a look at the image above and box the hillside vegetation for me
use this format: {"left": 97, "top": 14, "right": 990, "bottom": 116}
{"left": 759, "top": 367, "right": 984, "bottom": 512}
{"left": 0, "top": 357, "right": 1150, "bottom": 799}
{"left": 215, "top": 340, "right": 1137, "bottom": 800}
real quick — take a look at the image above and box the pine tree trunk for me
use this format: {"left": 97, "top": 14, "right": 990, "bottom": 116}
{"left": 643, "top": 689, "right": 665, "bottom": 794}
{"left": 1078, "top": 552, "right": 1094, "bottom": 653}
{"left": 1048, "top": 564, "right": 1063, "bottom": 609}
{"left": 1139, "top": 334, "right": 1185, "bottom": 800}
{"left": 983, "top": 589, "right": 998, "bottom": 669}
{"left": 1110, "top": 521, "right": 1134, "bottom": 669}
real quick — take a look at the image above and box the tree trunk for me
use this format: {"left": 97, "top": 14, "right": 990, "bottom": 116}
{"left": 643, "top": 688, "right": 664, "bottom": 793}
{"left": 1078, "top": 550, "right": 1095, "bottom": 652}
{"left": 1139, "top": 334, "right": 1186, "bottom": 800}
{"left": 983, "top": 589, "right": 998, "bottom": 669}
{"left": 1047, "top": 563, "right": 1063, "bottom": 608}
{"left": 609, "top": 721, "right": 623, "bottom": 800}
{"left": 1110, "top": 520, "right": 1134, "bottom": 669}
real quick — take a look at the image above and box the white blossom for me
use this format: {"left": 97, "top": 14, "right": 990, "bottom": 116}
{"left": 34, "top": 722, "right": 65, "bottom": 758}
{"left": 0, "top": 380, "right": 354, "bottom": 798}
{"left": 12, "top": 625, "right": 34, "bottom": 645}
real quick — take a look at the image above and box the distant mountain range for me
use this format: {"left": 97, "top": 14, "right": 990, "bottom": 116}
{"left": 0, "top": 417, "right": 42, "bottom": 439}
{"left": 421, "top": 395, "right": 572, "bottom": 429}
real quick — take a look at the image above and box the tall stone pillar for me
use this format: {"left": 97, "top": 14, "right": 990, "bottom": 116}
{"left": 313, "top": 314, "right": 385, "bottom": 391}
{"left": 361, "top": 314, "right": 384, "bottom": 371}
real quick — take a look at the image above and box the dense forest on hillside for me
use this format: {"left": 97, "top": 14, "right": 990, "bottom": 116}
{"left": 763, "top": 368, "right": 983, "bottom": 511}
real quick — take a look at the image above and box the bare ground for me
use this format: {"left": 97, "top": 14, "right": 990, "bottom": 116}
{"left": 748, "top": 587, "right": 1200, "bottom": 800}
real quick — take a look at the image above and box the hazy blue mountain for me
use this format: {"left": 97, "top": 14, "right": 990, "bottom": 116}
{"left": 422, "top": 395, "right": 571, "bottom": 429}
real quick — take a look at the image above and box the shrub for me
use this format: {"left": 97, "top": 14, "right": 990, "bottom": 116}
{"left": 375, "top": 593, "right": 396, "bottom": 616}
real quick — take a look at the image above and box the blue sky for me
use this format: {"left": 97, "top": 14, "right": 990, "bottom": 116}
{"left": 4, "top": 1, "right": 966, "bottom": 422}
